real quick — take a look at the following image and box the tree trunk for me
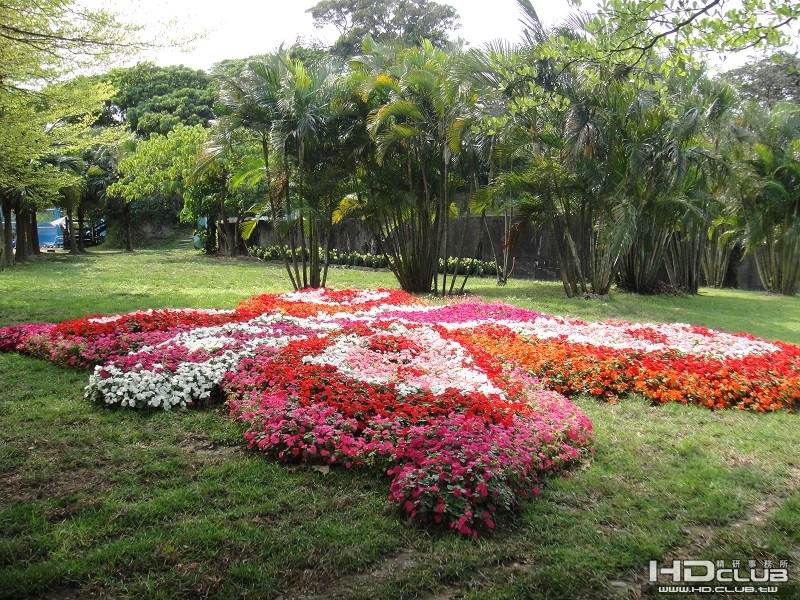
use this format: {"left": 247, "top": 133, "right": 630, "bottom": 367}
{"left": 29, "top": 208, "right": 41, "bottom": 256}
{"left": 77, "top": 205, "right": 86, "bottom": 253}
{"left": 14, "top": 205, "right": 28, "bottom": 263}
{"left": 123, "top": 201, "right": 134, "bottom": 252}
{"left": 2, "top": 196, "right": 14, "bottom": 268}
{"left": 205, "top": 215, "right": 217, "bottom": 254}
{"left": 65, "top": 199, "right": 79, "bottom": 255}
{"left": 218, "top": 221, "right": 234, "bottom": 257}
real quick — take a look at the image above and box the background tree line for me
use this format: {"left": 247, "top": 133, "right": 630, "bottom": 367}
{"left": 3, "top": 0, "right": 800, "bottom": 296}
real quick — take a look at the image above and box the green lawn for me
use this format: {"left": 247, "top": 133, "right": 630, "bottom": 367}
{"left": 1, "top": 248, "right": 799, "bottom": 599}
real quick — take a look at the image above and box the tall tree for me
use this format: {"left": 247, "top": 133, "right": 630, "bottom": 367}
{"left": 541, "top": 0, "right": 800, "bottom": 81}
{"left": 84, "top": 137, "right": 137, "bottom": 252}
{"left": 724, "top": 52, "right": 800, "bottom": 108}
{"left": 0, "top": 0, "right": 148, "bottom": 269}
{"left": 734, "top": 101, "right": 800, "bottom": 295}
{"left": 99, "top": 63, "right": 217, "bottom": 138}
{"left": 1, "top": 77, "right": 114, "bottom": 267}
{"left": 344, "top": 37, "right": 473, "bottom": 293}
{"left": 215, "top": 53, "right": 298, "bottom": 282}
{"left": 309, "top": 0, "right": 460, "bottom": 58}
{"left": 107, "top": 125, "right": 209, "bottom": 252}
{"left": 1, "top": 0, "right": 141, "bottom": 89}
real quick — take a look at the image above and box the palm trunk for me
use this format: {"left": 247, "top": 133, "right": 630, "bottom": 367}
{"left": 321, "top": 219, "right": 332, "bottom": 288}
{"left": 282, "top": 151, "right": 301, "bottom": 290}
{"left": 2, "top": 196, "right": 13, "bottom": 268}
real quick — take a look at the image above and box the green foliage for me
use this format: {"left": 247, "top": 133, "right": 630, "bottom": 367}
{"left": 347, "top": 37, "right": 483, "bottom": 294}
{"left": 100, "top": 63, "right": 218, "bottom": 137}
{"left": 724, "top": 52, "right": 800, "bottom": 108}
{"left": 471, "top": 4, "right": 772, "bottom": 298}
{"left": 0, "top": 78, "right": 115, "bottom": 194}
{"left": 308, "top": 0, "right": 460, "bottom": 58}
{"left": 14, "top": 0, "right": 799, "bottom": 297}
{"left": 543, "top": 0, "right": 800, "bottom": 80}
{"left": 108, "top": 124, "right": 209, "bottom": 203}
{"left": 734, "top": 101, "right": 800, "bottom": 295}
{"left": 0, "top": 0, "right": 140, "bottom": 86}
{"left": 217, "top": 50, "right": 360, "bottom": 287}
{"left": 0, "top": 1, "right": 145, "bottom": 268}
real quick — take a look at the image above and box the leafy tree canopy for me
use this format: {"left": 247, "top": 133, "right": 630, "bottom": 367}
{"left": 0, "top": 77, "right": 115, "bottom": 195}
{"left": 0, "top": 0, "right": 141, "bottom": 90}
{"left": 108, "top": 124, "right": 209, "bottom": 203}
{"left": 724, "top": 52, "right": 800, "bottom": 107}
{"left": 0, "top": 1, "right": 159, "bottom": 209}
{"left": 99, "top": 63, "right": 217, "bottom": 137}
{"left": 536, "top": 0, "right": 800, "bottom": 84}
{"left": 308, "top": 0, "right": 460, "bottom": 57}
{"left": 211, "top": 41, "right": 329, "bottom": 80}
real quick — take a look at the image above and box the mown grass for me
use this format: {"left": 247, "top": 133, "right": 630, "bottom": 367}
{"left": 1, "top": 247, "right": 799, "bottom": 599}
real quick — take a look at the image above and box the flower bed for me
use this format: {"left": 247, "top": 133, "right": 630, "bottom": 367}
{"left": 2, "top": 288, "right": 798, "bottom": 534}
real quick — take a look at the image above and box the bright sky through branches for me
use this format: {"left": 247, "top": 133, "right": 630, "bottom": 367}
{"left": 101, "top": 0, "right": 588, "bottom": 70}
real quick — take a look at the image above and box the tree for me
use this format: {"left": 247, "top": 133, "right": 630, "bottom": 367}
{"left": 662, "top": 72, "right": 736, "bottom": 294}
{"left": 99, "top": 63, "right": 217, "bottom": 138}
{"left": 734, "top": 101, "right": 800, "bottom": 295}
{"left": 473, "top": 3, "right": 738, "bottom": 296}
{"left": 308, "top": 0, "right": 460, "bottom": 57}
{"left": 215, "top": 53, "right": 296, "bottom": 277}
{"left": 467, "top": 7, "right": 625, "bottom": 297}
{"left": 564, "top": 0, "right": 800, "bottom": 69}
{"left": 275, "top": 57, "right": 354, "bottom": 288}
{"left": 218, "top": 52, "right": 361, "bottom": 287}
{"left": 1, "top": 77, "right": 114, "bottom": 267}
{"left": 107, "top": 125, "right": 209, "bottom": 252}
{"left": 344, "top": 37, "right": 475, "bottom": 294}
{"left": 724, "top": 52, "right": 800, "bottom": 108}
{"left": 1, "top": 1, "right": 142, "bottom": 90}
{"left": 84, "top": 137, "right": 138, "bottom": 252}
{"left": 0, "top": 0, "right": 151, "bottom": 269}
{"left": 40, "top": 155, "right": 86, "bottom": 255}
{"left": 185, "top": 124, "right": 265, "bottom": 258}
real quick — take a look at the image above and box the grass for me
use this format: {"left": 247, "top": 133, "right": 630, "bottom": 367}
{"left": 1, "top": 247, "right": 799, "bottom": 599}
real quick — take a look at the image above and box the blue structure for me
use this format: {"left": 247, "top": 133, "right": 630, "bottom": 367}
{"left": 37, "top": 208, "right": 64, "bottom": 251}
{"left": 0, "top": 208, "right": 105, "bottom": 252}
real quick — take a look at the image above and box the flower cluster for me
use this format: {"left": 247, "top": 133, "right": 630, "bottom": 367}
{"left": 447, "top": 323, "right": 800, "bottom": 412}
{"left": 236, "top": 287, "right": 422, "bottom": 318}
{"left": 224, "top": 334, "right": 592, "bottom": 536}
{"left": 84, "top": 316, "right": 321, "bottom": 409}
{"left": 2, "top": 288, "right": 798, "bottom": 534}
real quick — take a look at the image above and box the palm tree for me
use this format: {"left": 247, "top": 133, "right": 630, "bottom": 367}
{"left": 348, "top": 37, "right": 472, "bottom": 294}
{"left": 457, "top": 39, "right": 538, "bottom": 288}
{"left": 216, "top": 54, "right": 301, "bottom": 286}
{"left": 274, "top": 57, "right": 343, "bottom": 288}
{"left": 465, "top": 2, "right": 630, "bottom": 297}
{"left": 663, "top": 73, "right": 736, "bottom": 293}
{"left": 734, "top": 101, "right": 800, "bottom": 295}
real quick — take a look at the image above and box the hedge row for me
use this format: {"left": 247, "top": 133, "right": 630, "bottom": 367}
{"left": 248, "top": 246, "right": 499, "bottom": 277}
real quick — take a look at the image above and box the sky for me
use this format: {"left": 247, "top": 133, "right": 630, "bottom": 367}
{"left": 112, "top": 0, "right": 589, "bottom": 71}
